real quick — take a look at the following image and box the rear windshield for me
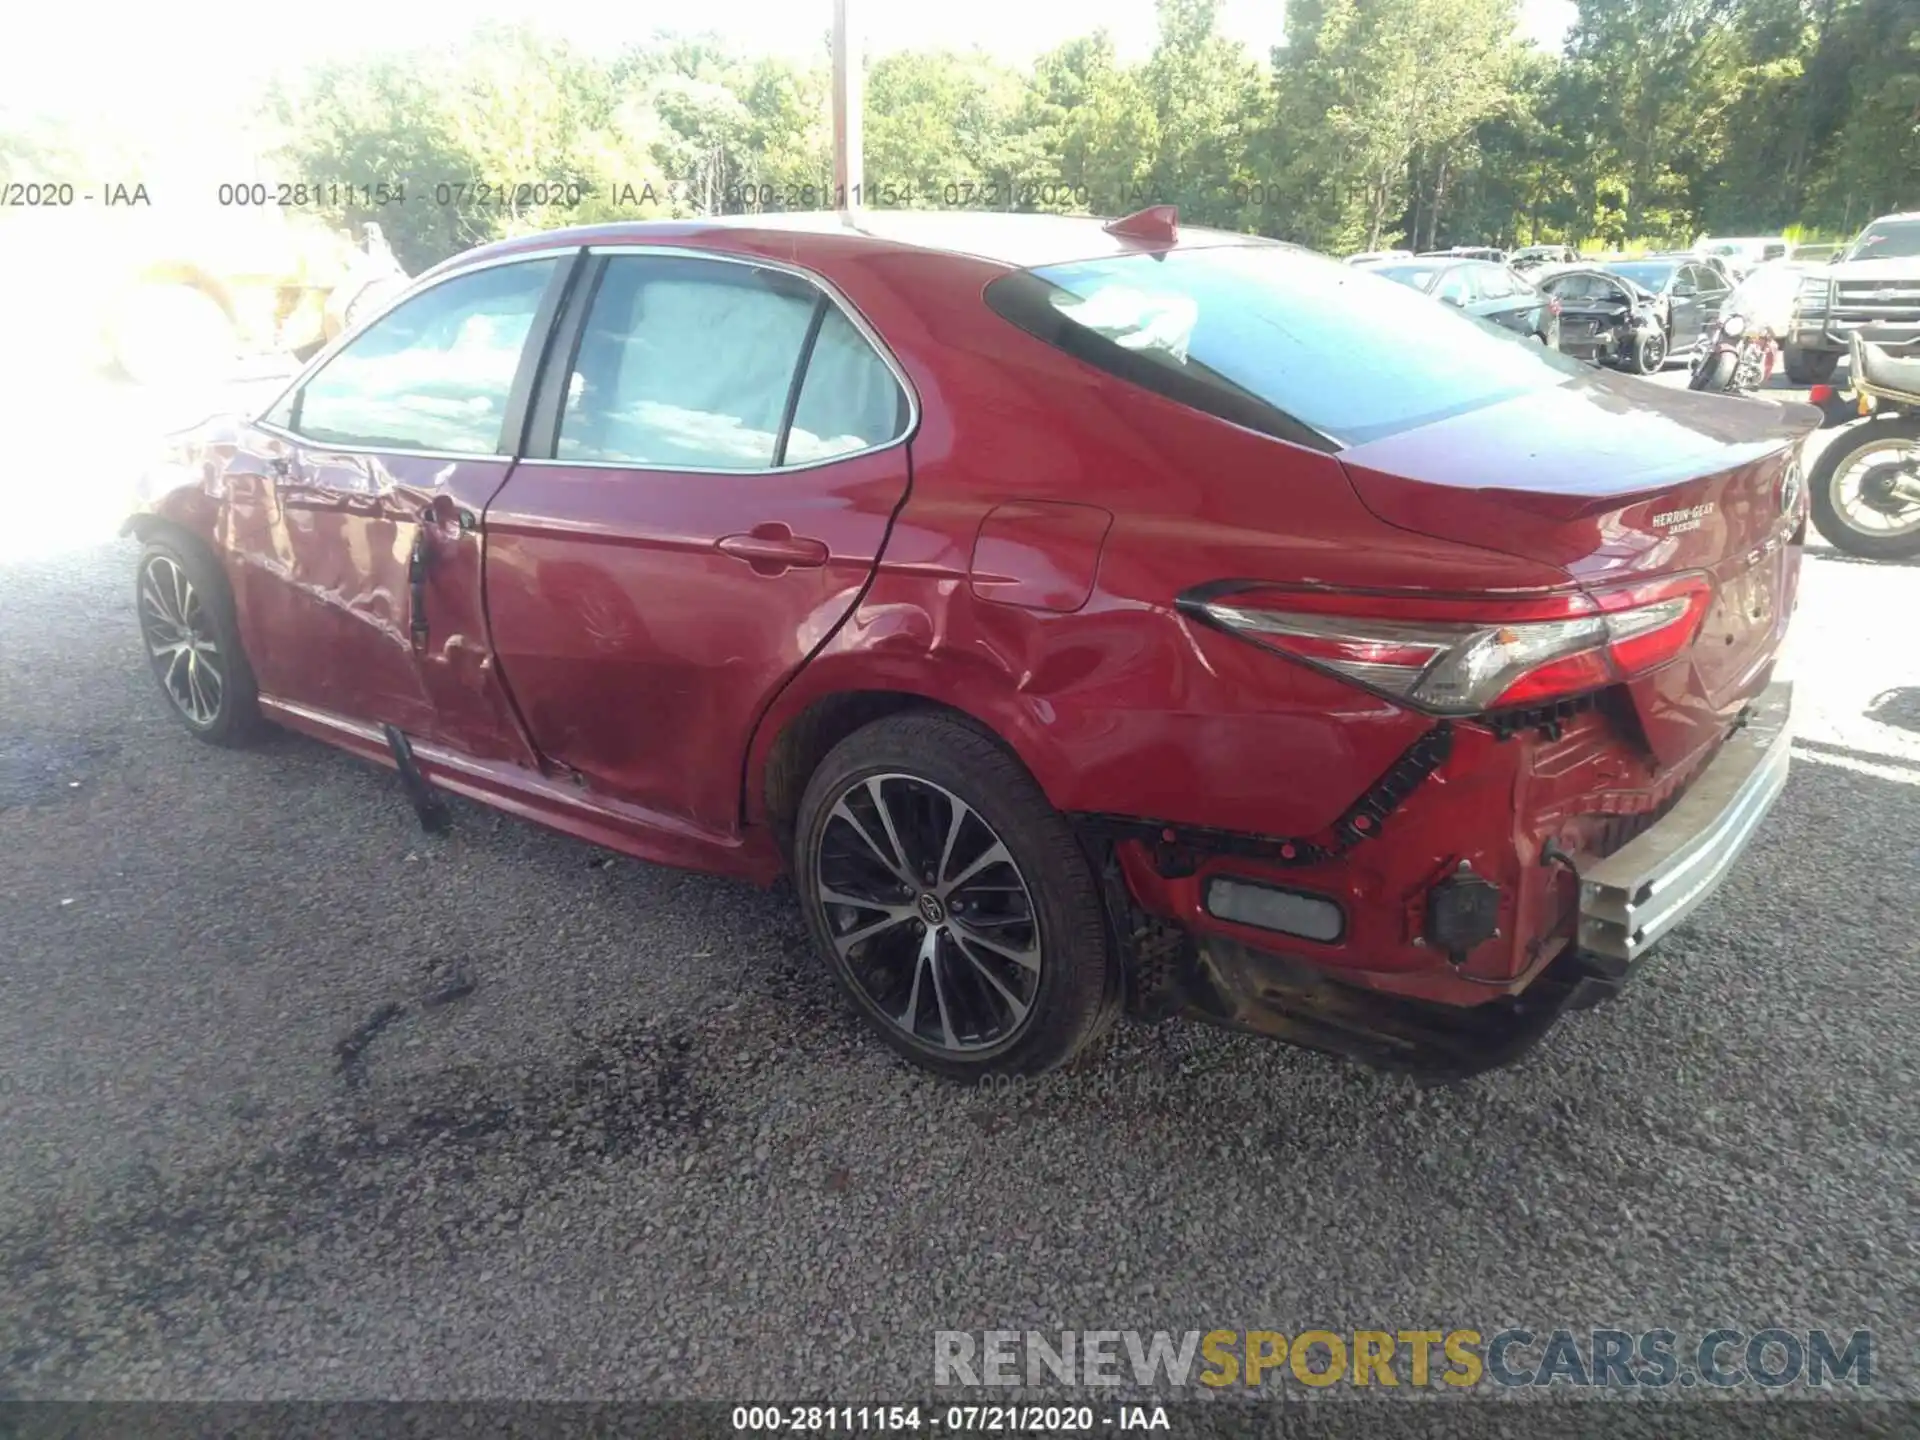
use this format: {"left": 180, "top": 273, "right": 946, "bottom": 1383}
{"left": 1543, "top": 272, "right": 1634, "bottom": 303}
{"left": 983, "top": 243, "right": 1586, "bottom": 449}
{"left": 1369, "top": 263, "right": 1443, "bottom": 291}
{"left": 1605, "top": 261, "right": 1676, "bottom": 289}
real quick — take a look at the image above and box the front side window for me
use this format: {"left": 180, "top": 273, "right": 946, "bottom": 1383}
{"left": 985, "top": 242, "right": 1589, "bottom": 451}
{"left": 286, "top": 258, "right": 559, "bottom": 454}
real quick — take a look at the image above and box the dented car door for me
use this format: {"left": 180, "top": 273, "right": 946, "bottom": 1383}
{"left": 231, "top": 251, "right": 578, "bottom": 764}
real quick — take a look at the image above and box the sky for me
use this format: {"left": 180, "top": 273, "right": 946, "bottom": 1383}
{"left": 6, "top": 0, "right": 1580, "bottom": 128}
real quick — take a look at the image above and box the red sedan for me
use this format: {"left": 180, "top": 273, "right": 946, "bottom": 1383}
{"left": 126, "top": 209, "right": 1812, "bottom": 1081}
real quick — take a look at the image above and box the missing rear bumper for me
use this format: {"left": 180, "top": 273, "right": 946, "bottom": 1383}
{"left": 1577, "top": 681, "right": 1792, "bottom": 964}
{"left": 1171, "top": 937, "right": 1610, "bottom": 1082}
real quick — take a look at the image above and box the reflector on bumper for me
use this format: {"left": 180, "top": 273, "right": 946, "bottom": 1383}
{"left": 1577, "top": 682, "right": 1792, "bottom": 963}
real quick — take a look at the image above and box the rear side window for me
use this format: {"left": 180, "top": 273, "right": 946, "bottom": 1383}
{"left": 1472, "top": 264, "right": 1515, "bottom": 300}
{"left": 986, "top": 244, "right": 1586, "bottom": 449}
{"left": 559, "top": 256, "right": 817, "bottom": 469}
{"left": 557, "top": 255, "right": 908, "bottom": 470}
{"left": 787, "top": 306, "right": 910, "bottom": 463}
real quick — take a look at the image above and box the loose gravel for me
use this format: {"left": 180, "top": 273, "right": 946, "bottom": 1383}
{"left": 1, "top": 448, "right": 1916, "bottom": 1422}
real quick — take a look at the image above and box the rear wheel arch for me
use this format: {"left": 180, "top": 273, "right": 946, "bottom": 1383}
{"left": 757, "top": 689, "right": 1038, "bottom": 866}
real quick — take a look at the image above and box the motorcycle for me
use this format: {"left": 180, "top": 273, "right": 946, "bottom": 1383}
{"left": 1804, "top": 332, "right": 1920, "bottom": 559}
{"left": 1688, "top": 262, "right": 1800, "bottom": 395}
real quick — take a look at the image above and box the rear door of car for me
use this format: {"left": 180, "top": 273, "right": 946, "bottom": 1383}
{"left": 1464, "top": 262, "right": 1531, "bottom": 334}
{"left": 481, "top": 247, "right": 915, "bottom": 839}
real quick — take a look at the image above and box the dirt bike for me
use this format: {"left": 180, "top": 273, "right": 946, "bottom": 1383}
{"left": 1805, "top": 332, "right": 1920, "bottom": 559}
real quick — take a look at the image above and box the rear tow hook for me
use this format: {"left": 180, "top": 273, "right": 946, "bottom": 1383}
{"left": 383, "top": 724, "right": 451, "bottom": 835}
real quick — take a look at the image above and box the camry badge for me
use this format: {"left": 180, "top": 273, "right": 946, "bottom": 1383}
{"left": 1780, "top": 462, "right": 1803, "bottom": 516}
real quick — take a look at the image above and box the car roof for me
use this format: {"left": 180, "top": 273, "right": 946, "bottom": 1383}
{"left": 419, "top": 209, "right": 1288, "bottom": 282}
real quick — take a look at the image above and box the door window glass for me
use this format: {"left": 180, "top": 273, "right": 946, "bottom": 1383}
{"left": 785, "top": 306, "right": 909, "bottom": 463}
{"left": 1434, "top": 268, "right": 1473, "bottom": 306}
{"left": 1473, "top": 264, "right": 1515, "bottom": 301}
{"left": 558, "top": 256, "right": 818, "bottom": 469}
{"left": 290, "top": 258, "right": 558, "bottom": 454}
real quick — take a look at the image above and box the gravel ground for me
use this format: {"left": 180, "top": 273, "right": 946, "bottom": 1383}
{"left": 1, "top": 363, "right": 1916, "bottom": 1425}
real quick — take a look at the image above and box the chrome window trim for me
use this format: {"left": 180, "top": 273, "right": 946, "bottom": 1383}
{"left": 250, "top": 247, "right": 585, "bottom": 457}
{"left": 514, "top": 242, "right": 919, "bottom": 476}
{"left": 254, "top": 240, "right": 920, "bottom": 475}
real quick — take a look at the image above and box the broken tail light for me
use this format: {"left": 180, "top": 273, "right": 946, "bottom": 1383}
{"left": 1183, "top": 575, "right": 1711, "bottom": 716}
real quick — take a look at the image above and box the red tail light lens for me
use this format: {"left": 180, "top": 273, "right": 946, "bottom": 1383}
{"left": 1186, "top": 575, "right": 1711, "bottom": 715}
{"left": 1808, "top": 383, "right": 1833, "bottom": 405}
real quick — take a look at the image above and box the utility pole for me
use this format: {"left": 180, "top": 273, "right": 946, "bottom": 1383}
{"left": 832, "top": 0, "right": 862, "bottom": 210}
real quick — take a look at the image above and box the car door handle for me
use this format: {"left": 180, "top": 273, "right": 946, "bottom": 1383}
{"left": 716, "top": 528, "right": 830, "bottom": 573}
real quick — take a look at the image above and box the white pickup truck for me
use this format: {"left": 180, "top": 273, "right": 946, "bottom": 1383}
{"left": 1786, "top": 212, "right": 1920, "bottom": 384}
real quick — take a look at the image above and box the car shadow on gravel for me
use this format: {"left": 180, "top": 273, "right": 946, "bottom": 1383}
{"left": 1866, "top": 686, "right": 1920, "bottom": 735}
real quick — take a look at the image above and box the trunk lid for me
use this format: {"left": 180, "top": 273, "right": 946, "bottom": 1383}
{"left": 1338, "top": 372, "right": 1817, "bottom": 761}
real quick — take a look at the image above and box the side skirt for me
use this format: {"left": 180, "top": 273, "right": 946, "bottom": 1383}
{"left": 259, "top": 696, "right": 783, "bottom": 884}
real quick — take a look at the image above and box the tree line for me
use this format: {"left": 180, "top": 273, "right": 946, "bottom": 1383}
{"left": 10, "top": 0, "right": 1916, "bottom": 273}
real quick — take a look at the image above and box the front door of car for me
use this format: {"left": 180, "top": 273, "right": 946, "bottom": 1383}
{"left": 1667, "top": 271, "right": 1702, "bottom": 346}
{"left": 482, "top": 250, "right": 915, "bottom": 840}
{"left": 1687, "top": 264, "right": 1728, "bottom": 331}
{"left": 229, "top": 251, "right": 579, "bottom": 765}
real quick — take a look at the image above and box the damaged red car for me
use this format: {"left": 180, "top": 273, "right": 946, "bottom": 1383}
{"left": 127, "top": 209, "right": 1811, "bottom": 1081}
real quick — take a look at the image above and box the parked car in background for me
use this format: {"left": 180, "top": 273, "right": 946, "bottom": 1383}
{"left": 1538, "top": 267, "right": 1669, "bottom": 372}
{"left": 1599, "top": 256, "right": 1730, "bottom": 356}
{"left": 1365, "top": 257, "right": 1560, "bottom": 346}
{"left": 1346, "top": 249, "right": 1414, "bottom": 265}
{"left": 1688, "top": 254, "right": 1739, "bottom": 286}
{"left": 121, "top": 208, "right": 1807, "bottom": 1081}
{"left": 1789, "top": 242, "right": 1839, "bottom": 264}
{"left": 1510, "top": 244, "right": 1579, "bottom": 272}
{"left": 1785, "top": 211, "right": 1920, "bottom": 384}
{"left": 1420, "top": 246, "right": 1509, "bottom": 264}
{"left": 1694, "top": 236, "right": 1790, "bottom": 280}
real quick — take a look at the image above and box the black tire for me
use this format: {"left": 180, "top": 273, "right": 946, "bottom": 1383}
{"left": 1631, "top": 329, "right": 1668, "bottom": 375}
{"left": 134, "top": 536, "right": 264, "bottom": 745}
{"left": 1808, "top": 416, "right": 1920, "bottom": 560}
{"left": 794, "top": 710, "right": 1118, "bottom": 1080}
{"left": 1783, "top": 347, "right": 1839, "bottom": 386}
{"left": 1690, "top": 348, "right": 1736, "bottom": 392}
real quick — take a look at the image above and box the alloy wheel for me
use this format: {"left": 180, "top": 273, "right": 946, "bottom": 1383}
{"left": 1832, "top": 441, "right": 1920, "bottom": 539}
{"left": 813, "top": 773, "right": 1042, "bottom": 1056}
{"left": 138, "top": 554, "right": 226, "bottom": 727}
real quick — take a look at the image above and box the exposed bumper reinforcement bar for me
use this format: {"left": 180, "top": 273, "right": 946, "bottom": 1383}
{"left": 1578, "top": 681, "right": 1793, "bottom": 964}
